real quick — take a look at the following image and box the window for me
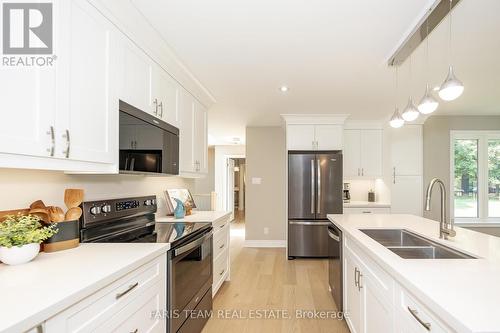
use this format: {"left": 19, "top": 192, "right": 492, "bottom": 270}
{"left": 451, "top": 131, "right": 500, "bottom": 224}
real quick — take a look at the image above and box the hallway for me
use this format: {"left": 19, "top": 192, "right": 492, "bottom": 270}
{"left": 202, "top": 214, "right": 349, "bottom": 333}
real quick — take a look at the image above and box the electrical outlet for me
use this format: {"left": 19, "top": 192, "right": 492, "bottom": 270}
{"left": 264, "top": 227, "right": 269, "bottom": 235}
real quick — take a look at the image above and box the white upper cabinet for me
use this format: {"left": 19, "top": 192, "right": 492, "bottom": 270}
{"left": 120, "top": 41, "right": 152, "bottom": 115}
{"left": 59, "top": 0, "right": 118, "bottom": 164}
{"left": 287, "top": 124, "right": 342, "bottom": 151}
{"left": 344, "top": 129, "right": 383, "bottom": 178}
{"left": 390, "top": 125, "right": 422, "bottom": 176}
{"left": 179, "top": 89, "right": 208, "bottom": 176}
{"left": 151, "top": 64, "right": 180, "bottom": 127}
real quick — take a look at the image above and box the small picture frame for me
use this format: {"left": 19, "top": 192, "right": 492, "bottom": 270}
{"left": 164, "top": 189, "right": 197, "bottom": 215}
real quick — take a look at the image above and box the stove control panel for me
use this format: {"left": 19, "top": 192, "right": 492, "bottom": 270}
{"left": 81, "top": 195, "right": 157, "bottom": 226}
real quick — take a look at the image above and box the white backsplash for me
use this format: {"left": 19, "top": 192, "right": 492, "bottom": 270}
{"left": 0, "top": 169, "right": 194, "bottom": 216}
{"left": 345, "top": 179, "right": 390, "bottom": 203}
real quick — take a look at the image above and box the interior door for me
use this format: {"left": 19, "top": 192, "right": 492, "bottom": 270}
{"left": 316, "top": 152, "right": 343, "bottom": 218}
{"left": 288, "top": 153, "right": 316, "bottom": 219}
{"left": 226, "top": 158, "right": 235, "bottom": 221}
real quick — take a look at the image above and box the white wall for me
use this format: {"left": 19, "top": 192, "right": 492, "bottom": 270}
{"left": 0, "top": 169, "right": 194, "bottom": 216}
{"left": 245, "top": 126, "right": 286, "bottom": 242}
{"left": 214, "top": 145, "right": 245, "bottom": 211}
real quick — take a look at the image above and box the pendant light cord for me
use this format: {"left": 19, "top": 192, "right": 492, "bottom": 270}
{"left": 394, "top": 67, "right": 399, "bottom": 108}
{"left": 449, "top": 0, "right": 453, "bottom": 64}
{"left": 426, "top": 20, "right": 430, "bottom": 83}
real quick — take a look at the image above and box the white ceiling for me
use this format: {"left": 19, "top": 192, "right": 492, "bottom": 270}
{"left": 132, "top": 0, "right": 500, "bottom": 145}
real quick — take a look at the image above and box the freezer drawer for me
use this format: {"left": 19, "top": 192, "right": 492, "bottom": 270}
{"left": 288, "top": 221, "right": 329, "bottom": 257}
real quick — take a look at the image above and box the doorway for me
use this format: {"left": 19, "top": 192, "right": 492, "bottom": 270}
{"left": 224, "top": 157, "right": 246, "bottom": 223}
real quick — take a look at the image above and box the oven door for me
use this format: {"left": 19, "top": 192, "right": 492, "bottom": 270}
{"left": 168, "top": 231, "right": 213, "bottom": 333}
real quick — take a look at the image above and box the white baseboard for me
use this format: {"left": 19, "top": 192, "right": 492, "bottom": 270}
{"left": 244, "top": 240, "right": 286, "bottom": 248}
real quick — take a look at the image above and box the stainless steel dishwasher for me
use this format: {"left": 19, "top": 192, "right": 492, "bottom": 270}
{"left": 328, "top": 222, "right": 343, "bottom": 312}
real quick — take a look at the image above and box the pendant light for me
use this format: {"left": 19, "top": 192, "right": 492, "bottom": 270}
{"left": 439, "top": 0, "right": 464, "bottom": 101}
{"left": 418, "top": 21, "right": 439, "bottom": 114}
{"left": 401, "top": 56, "right": 419, "bottom": 122}
{"left": 390, "top": 68, "right": 404, "bottom": 128}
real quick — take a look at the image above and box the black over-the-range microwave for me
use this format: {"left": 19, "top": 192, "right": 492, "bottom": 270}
{"left": 119, "top": 100, "right": 179, "bottom": 175}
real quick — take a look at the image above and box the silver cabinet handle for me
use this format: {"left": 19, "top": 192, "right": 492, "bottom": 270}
{"left": 393, "top": 167, "right": 396, "bottom": 184}
{"left": 130, "top": 329, "right": 138, "bottom": 333}
{"left": 116, "top": 282, "right": 139, "bottom": 299}
{"left": 358, "top": 271, "right": 363, "bottom": 290}
{"left": 219, "top": 243, "right": 225, "bottom": 249}
{"left": 311, "top": 159, "right": 315, "bottom": 214}
{"left": 62, "top": 129, "right": 70, "bottom": 158}
{"left": 219, "top": 223, "right": 226, "bottom": 229}
{"left": 357, "top": 168, "right": 360, "bottom": 176}
{"left": 408, "top": 307, "right": 431, "bottom": 331}
{"left": 153, "top": 98, "right": 158, "bottom": 115}
{"left": 159, "top": 101, "right": 163, "bottom": 117}
{"left": 362, "top": 211, "right": 372, "bottom": 214}
{"left": 361, "top": 168, "right": 364, "bottom": 176}
{"left": 354, "top": 268, "right": 359, "bottom": 287}
{"left": 47, "top": 126, "right": 55, "bottom": 157}
{"left": 219, "top": 269, "right": 225, "bottom": 276}
{"left": 317, "top": 158, "right": 321, "bottom": 214}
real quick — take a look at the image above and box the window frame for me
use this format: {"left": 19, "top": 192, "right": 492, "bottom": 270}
{"left": 450, "top": 130, "right": 500, "bottom": 226}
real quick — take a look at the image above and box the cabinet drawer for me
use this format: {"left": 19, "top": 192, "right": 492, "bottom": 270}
{"left": 45, "top": 254, "right": 166, "bottom": 332}
{"left": 397, "top": 286, "right": 451, "bottom": 333}
{"left": 96, "top": 281, "right": 165, "bottom": 333}
{"left": 213, "top": 225, "right": 229, "bottom": 259}
{"left": 212, "top": 215, "right": 230, "bottom": 230}
{"left": 343, "top": 207, "right": 391, "bottom": 214}
{"left": 213, "top": 247, "right": 228, "bottom": 286}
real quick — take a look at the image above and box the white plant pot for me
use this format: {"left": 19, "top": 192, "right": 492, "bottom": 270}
{"left": 0, "top": 243, "right": 40, "bottom": 265}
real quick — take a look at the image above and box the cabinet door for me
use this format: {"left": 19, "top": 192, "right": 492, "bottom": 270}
{"left": 287, "top": 125, "right": 315, "bottom": 150}
{"left": 152, "top": 65, "right": 180, "bottom": 127}
{"left": 344, "top": 253, "right": 362, "bottom": 333}
{"left": 391, "top": 175, "right": 423, "bottom": 216}
{"left": 390, "top": 125, "right": 422, "bottom": 176}
{"left": 61, "top": 0, "right": 118, "bottom": 163}
{"left": 360, "top": 130, "right": 383, "bottom": 177}
{"left": 193, "top": 101, "right": 208, "bottom": 173}
{"left": 179, "top": 88, "right": 194, "bottom": 173}
{"left": 343, "top": 130, "right": 361, "bottom": 177}
{"left": 361, "top": 274, "right": 394, "bottom": 333}
{"left": 121, "top": 41, "right": 152, "bottom": 115}
{"left": 315, "top": 125, "right": 343, "bottom": 150}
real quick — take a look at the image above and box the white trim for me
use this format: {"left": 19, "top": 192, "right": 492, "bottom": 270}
{"left": 450, "top": 130, "right": 500, "bottom": 223}
{"left": 281, "top": 114, "right": 350, "bottom": 125}
{"left": 244, "top": 240, "right": 286, "bottom": 248}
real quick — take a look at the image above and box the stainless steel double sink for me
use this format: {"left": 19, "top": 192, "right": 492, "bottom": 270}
{"left": 360, "top": 229, "right": 476, "bottom": 259}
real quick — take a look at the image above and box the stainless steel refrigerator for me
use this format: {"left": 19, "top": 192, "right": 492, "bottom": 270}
{"left": 288, "top": 151, "right": 343, "bottom": 258}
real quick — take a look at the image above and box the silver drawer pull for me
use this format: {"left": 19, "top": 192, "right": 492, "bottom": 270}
{"left": 219, "top": 269, "right": 225, "bottom": 276}
{"left": 219, "top": 243, "right": 225, "bottom": 249}
{"left": 130, "top": 329, "right": 138, "bottom": 333}
{"left": 408, "top": 307, "right": 431, "bottom": 331}
{"left": 116, "top": 282, "right": 139, "bottom": 300}
{"left": 47, "top": 126, "right": 55, "bottom": 156}
{"left": 362, "top": 211, "right": 372, "bottom": 214}
{"left": 219, "top": 224, "right": 226, "bottom": 229}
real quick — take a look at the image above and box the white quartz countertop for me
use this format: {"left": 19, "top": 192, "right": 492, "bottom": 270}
{"left": 327, "top": 213, "right": 500, "bottom": 333}
{"left": 156, "top": 210, "right": 231, "bottom": 224}
{"left": 343, "top": 201, "right": 391, "bottom": 208}
{"left": 0, "top": 243, "right": 170, "bottom": 333}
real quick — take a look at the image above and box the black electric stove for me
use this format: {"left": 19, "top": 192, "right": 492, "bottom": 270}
{"left": 79, "top": 195, "right": 213, "bottom": 333}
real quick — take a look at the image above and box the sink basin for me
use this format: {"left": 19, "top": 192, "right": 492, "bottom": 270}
{"left": 360, "top": 229, "right": 476, "bottom": 259}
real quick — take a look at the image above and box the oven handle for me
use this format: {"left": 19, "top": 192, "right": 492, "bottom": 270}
{"left": 173, "top": 231, "right": 212, "bottom": 257}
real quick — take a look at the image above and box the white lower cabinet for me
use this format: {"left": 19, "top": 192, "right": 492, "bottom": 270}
{"left": 44, "top": 254, "right": 166, "bottom": 333}
{"left": 343, "top": 235, "right": 453, "bottom": 333}
{"left": 212, "top": 216, "right": 230, "bottom": 295}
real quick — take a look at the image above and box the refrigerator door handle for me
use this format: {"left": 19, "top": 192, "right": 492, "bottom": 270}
{"left": 311, "top": 159, "right": 315, "bottom": 214}
{"left": 289, "top": 221, "right": 330, "bottom": 226}
{"left": 317, "top": 159, "right": 321, "bottom": 214}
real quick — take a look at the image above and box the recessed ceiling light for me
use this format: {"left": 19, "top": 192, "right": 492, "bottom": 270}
{"left": 280, "top": 86, "right": 289, "bottom": 93}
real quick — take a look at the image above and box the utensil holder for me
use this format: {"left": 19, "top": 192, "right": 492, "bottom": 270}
{"left": 43, "top": 219, "right": 80, "bottom": 253}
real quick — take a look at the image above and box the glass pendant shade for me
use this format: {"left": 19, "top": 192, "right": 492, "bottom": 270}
{"left": 439, "top": 66, "right": 464, "bottom": 101}
{"left": 401, "top": 97, "right": 419, "bottom": 121}
{"left": 389, "top": 108, "right": 404, "bottom": 128}
{"left": 418, "top": 84, "right": 439, "bottom": 114}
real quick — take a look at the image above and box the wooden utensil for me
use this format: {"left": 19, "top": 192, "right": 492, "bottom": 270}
{"left": 29, "top": 200, "right": 46, "bottom": 210}
{"left": 64, "top": 189, "right": 84, "bottom": 209}
{"left": 65, "top": 207, "right": 82, "bottom": 221}
{"left": 48, "top": 206, "right": 65, "bottom": 223}
{"left": 28, "top": 208, "right": 50, "bottom": 224}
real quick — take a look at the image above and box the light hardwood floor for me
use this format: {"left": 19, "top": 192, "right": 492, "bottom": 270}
{"left": 203, "top": 213, "right": 349, "bottom": 333}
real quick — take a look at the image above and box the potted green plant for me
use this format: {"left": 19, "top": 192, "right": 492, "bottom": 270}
{"left": 0, "top": 214, "right": 58, "bottom": 265}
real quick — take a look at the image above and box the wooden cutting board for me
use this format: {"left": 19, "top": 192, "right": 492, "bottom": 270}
{"left": 0, "top": 208, "right": 29, "bottom": 222}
